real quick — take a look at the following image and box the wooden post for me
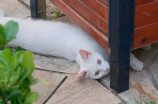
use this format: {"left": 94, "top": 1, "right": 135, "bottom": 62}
{"left": 108, "top": 0, "right": 135, "bottom": 93}
{"left": 37, "top": 0, "right": 46, "bottom": 18}
{"left": 30, "top": 0, "right": 46, "bottom": 19}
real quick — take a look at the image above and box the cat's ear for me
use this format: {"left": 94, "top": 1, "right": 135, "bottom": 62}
{"left": 79, "top": 50, "right": 91, "bottom": 60}
{"left": 76, "top": 70, "right": 87, "bottom": 80}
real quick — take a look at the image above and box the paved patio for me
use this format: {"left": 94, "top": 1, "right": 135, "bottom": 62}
{"left": 0, "top": 0, "right": 158, "bottom": 104}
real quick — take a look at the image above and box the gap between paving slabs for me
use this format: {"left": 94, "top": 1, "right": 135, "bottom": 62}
{"left": 33, "top": 54, "right": 124, "bottom": 104}
{"left": 31, "top": 69, "right": 67, "bottom": 104}
{"left": 45, "top": 75, "right": 121, "bottom": 104}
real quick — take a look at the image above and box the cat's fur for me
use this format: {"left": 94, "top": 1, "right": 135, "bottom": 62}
{"left": 0, "top": 10, "right": 143, "bottom": 80}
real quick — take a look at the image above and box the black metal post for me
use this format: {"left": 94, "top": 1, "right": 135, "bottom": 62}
{"left": 30, "top": 0, "right": 38, "bottom": 19}
{"left": 108, "top": 0, "right": 135, "bottom": 93}
{"left": 30, "top": 0, "right": 46, "bottom": 19}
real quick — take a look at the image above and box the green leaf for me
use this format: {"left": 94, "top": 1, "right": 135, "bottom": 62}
{"left": 0, "top": 35, "right": 6, "bottom": 44}
{"left": 37, "top": 10, "right": 43, "bottom": 13}
{"left": 0, "top": 56, "right": 9, "bottom": 70}
{"left": 9, "top": 70, "right": 21, "bottom": 86}
{"left": 18, "top": 68, "right": 29, "bottom": 84}
{"left": 0, "top": 98, "right": 6, "bottom": 104}
{"left": 4, "top": 20, "right": 14, "bottom": 29}
{"left": 10, "top": 96, "right": 17, "bottom": 104}
{"left": 9, "top": 61, "right": 19, "bottom": 73}
{"left": 29, "top": 79, "right": 40, "bottom": 86}
{"left": 13, "top": 51, "right": 24, "bottom": 63}
{"left": 0, "top": 64, "right": 6, "bottom": 71}
{"left": 4, "top": 21, "right": 19, "bottom": 40}
{"left": 22, "top": 51, "right": 34, "bottom": 74}
{"left": 3, "top": 48, "right": 12, "bottom": 63}
{"left": 0, "top": 70, "right": 9, "bottom": 83}
{"left": 16, "top": 46, "right": 23, "bottom": 52}
{"left": 5, "top": 37, "right": 16, "bottom": 44}
{"left": 0, "top": 24, "right": 4, "bottom": 37}
{"left": 7, "top": 88, "right": 20, "bottom": 99}
{"left": 24, "top": 92, "right": 39, "bottom": 104}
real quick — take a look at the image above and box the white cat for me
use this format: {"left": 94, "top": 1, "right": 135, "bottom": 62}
{"left": 0, "top": 10, "right": 143, "bottom": 80}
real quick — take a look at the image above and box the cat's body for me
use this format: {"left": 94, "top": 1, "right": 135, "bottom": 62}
{"left": 0, "top": 10, "right": 143, "bottom": 80}
{"left": 1, "top": 17, "right": 108, "bottom": 61}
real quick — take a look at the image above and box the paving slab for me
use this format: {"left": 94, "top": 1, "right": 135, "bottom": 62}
{"left": 101, "top": 70, "right": 158, "bottom": 104}
{"left": 31, "top": 70, "right": 66, "bottom": 104}
{"left": 0, "top": 0, "right": 30, "bottom": 18}
{"left": 148, "top": 53, "right": 158, "bottom": 86}
{"left": 34, "top": 54, "right": 79, "bottom": 74}
{"left": 46, "top": 75, "right": 121, "bottom": 104}
{"left": 101, "top": 43, "right": 158, "bottom": 104}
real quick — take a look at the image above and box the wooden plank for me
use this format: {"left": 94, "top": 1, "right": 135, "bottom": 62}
{"left": 37, "top": 0, "right": 46, "bottom": 18}
{"left": 99, "top": 0, "right": 155, "bottom": 7}
{"left": 98, "top": 0, "right": 108, "bottom": 7}
{"left": 79, "top": 0, "right": 108, "bottom": 21}
{"left": 134, "top": 22, "right": 158, "bottom": 49}
{"left": 50, "top": 0, "right": 109, "bottom": 51}
{"left": 135, "top": 1, "right": 158, "bottom": 28}
{"left": 30, "top": 0, "right": 46, "bottom": 19}
{"left": 64, "top": 0, "right": 108, "bottom": 34}
{"left": 46, "top": 75, "right": 121, "bottom": 104}
{"left": 108, "top": 0, "right": 135, "bottom": 93}
{"left": 136, "top": 0, "right": 155, "bottom": 6}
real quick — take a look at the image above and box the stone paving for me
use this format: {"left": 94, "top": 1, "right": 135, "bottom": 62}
{"left": 0, "top": 0, "right": 158, "bottom": 104}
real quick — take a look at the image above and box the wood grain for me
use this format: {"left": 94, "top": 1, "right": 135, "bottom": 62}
{"left": 98, "top": 0, "right": 108, "bottom": 7}
{"left": 63, "top": 0, "right": 108, "bottom": 34}
{"left": 50, "top": 0, "right": 109, "bottom": 51}
{"left": 135, "top": 1, "right": 158, "bottom": 28}
{"left": 134, "top": 21, "right": 158, "bottom": 49}
{"left": 136, "top": 0, "right": 155, "bottom": 6}
{"left": 37, "top": 0, "right": 46, "bottom": 19}
{"left": 50, "top": 0, "right": 158, "bottom": 51}
{"left": 79, "top": 0, "right": 108, "bottom": 21}
{"left": 98, "top": 0, "right": 156, "bottom": 7}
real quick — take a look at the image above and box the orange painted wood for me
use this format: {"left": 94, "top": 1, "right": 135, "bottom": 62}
{"left": 98, "top": 0, "right": 108, "bottom": 7}
{"left": 50, "top": 0, "right": 158, "bottom": 51}
{"left": 50, "top": 0, "right": 109, "bottom": 51}
{"left": 79, "top": 0, "right": 108, "bottom": 21}
{"left": 63, "top": 0, "right": 108, "bottom": 34}
{"left": 98, "top": 0, "right": 155, "bottom": 7}
{"left": 134, "top": 21, "right": 158, "bottom": 49}
{"left": 135, "top": 1, "right": 158, "bottom": 28}
{"left": 136, "top": 0, "right": 155, "bottom": 6}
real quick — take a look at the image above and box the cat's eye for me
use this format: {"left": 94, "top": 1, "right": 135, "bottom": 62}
{"left": 95, "top": 71, "right": 100, "bottom": 76}
{"left": 97, "top": 59, "right": 101, "bottom": 65}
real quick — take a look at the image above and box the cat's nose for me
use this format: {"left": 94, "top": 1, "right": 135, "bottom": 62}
{"left": 106, "top": 68, "right": 110, "bottom": 72}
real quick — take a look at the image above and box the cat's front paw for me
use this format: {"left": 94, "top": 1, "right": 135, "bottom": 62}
{"left": 131, "top": 60, "right": 143, "bottom": 71}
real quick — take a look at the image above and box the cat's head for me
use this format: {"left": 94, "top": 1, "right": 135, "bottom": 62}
{"left": 76, "top": 50, "right": 110, "bottom": 80}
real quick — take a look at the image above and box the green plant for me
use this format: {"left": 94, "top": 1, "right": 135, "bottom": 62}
{"left": 0, "top": 21, "right": 19, "bottom": 49}
{"left": 0, "top": 48, "right": 39, "bottom": 104}
{"left": 0, "top": 21, "right": 39, "bottom": 104}
{"left": 134, "top": 95, "right": 157, "bottom": 104}
{"left": 53, "top": 10, "right": 61, "bottom": 19}
{"left": 37, "top": 10, "right": 51, "bottom": 20}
